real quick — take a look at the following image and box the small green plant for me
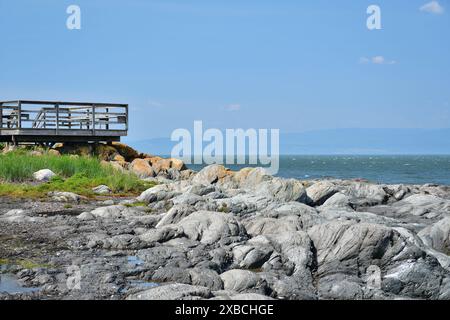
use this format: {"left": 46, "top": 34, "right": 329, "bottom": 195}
{"left": 218, "top": 203, "right": 230, "bottom": 213}
{"left": 143, "top": 207, "right": 153, "bottom": 214}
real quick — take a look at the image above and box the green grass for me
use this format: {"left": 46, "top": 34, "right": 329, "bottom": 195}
{"left": 0, "top": 258, "right": 52, "bottom": 270}
{"left": 0, "top": 151, "right": 155, "bottom": 197}
{"left": 123, "top": 201, "right": 148, "bottom": 207}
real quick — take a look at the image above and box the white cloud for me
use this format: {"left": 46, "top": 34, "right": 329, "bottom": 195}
{"left": 420, "top": 1, "right": 444, "bottom": 14}
{"left": 359, "top": 56, "right": 396, "bottom": 65}
{"left": 224, "top": 104, "right": 241, "bottom": 111}
{"left": 359, "top": 57, "right": 370, "bottom": 64}
{"left": 148, "top": 100, "right": 164, "bottom": 108}
{"left": 372, "top": 56, "right": 385, "bottom": 64}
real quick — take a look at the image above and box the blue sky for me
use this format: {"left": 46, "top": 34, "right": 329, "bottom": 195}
{"left": 1, "top": 0, "right": 449, "bottom": 142}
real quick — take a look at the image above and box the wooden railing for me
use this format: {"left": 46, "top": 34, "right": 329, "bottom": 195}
{"left": 0, "top": 100, "right": 128, "bottom": 135}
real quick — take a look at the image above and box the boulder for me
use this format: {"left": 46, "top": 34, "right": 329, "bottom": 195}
{"left": 220, "top": 270, "right": 267, "bottom": 294}
{"left": 254, "top": 178, "right": 307, "bottom": 203}
{"left": 152, "top": 267, "right": 192, "bottom": 284}
{"left": 113, "top": 154, "right": 126, "bottom": 162}
{"left": 244, "top": 216, "right": 302, "bottom": 237}
{"left": 139, "top": 225, "right": 184, "bottom": 244}
{"left": 232, "top": 244, "right": 273, "bottom": 269}
{"left": 192, "top": 165, "right": 231, "bottom": 185}
{"left": 48, "top": 191, "right": 81, "bottom": 203}
{"left": 393, "top": 194, "right": 450, "bottom": 218}
{"left": 90, "top": 205, "right": 139, "bottom": 219}
{"left": 265, "top": 231, "right": 314, "bottom": 273}
{"left": 188, "top": 185, "right": 217, "bottom": 196}
{"left": 109, "top": 161, "right": 128, "bottom": 172}
{"left": 267, "top": 202, "right": 323, "bottom": 229}
{"left": 344, "top": 182, "right": 388, "bottom": 206}
{"left": 130, "top": 159, "right": 155, "bottom": 178}
{"left": 189, "top": 269, "right": 224, "bottom": 291}
{"left": 305, "top": 181, "right": 339, "bottom": 206}
{"left": 270, "top": 276, "right": 317, "bottom": 300}
{"left": 48, "top": 149, "right": 61, "bottom": 157}
{"left": 77, "top": 212, "right": 95, "bottom": 221}
{"left": 153, "top": 159, "right": 172, "bottom": 175}
{"left": 33, "top": 169, "right": 56, "bottom": 181}
{"left": 111, "top": 142, "right": 139, "bottom": 161}
{"left": 126, "top": 283, "right": 211, "bottom": 300}
{"left": 320, "top": 192, "right": 354, "bottom": 210}
{"left": 177, "top": 211, "right": 247, "bottom": 245}
{"left": 92, "top": 185, "right": 112, "bottom": 195}
{"left": 419, "top": 216, "right": 450, "bottom": 254}
{"left": 146, "top": 156, "right": 163, "bottom": 166}
{"left": 170, "top": 158, "right": 187, "bottom": 171}
{"left": 307, "top": 220, "right": 448, "bottom": 298}
{"left": 317, "top": 274, "right": 364, "bottom": 300}
{"left": 234, "top": 167, "right": 272, "bottom": 188}
{"left": 307, "top": 221, "right": 396, "bottom": 276}
{"left": 136, "top": 246, "right": 189, "bottom": 270}
{"left": 180, "top": 169, "right": 196, "bottom": 180}
{"left": 0, "top": 209, "right": 42, "bottom": 223}
{"left": 138, "top": 184, "right": 176, "bottom": 203}
{"left": 156, "top": 204, "right": 196, "bottom": 227}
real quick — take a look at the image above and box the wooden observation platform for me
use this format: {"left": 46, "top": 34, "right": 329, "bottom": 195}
{"left": 0, "top": 100, "right": 128, "bottom": 144}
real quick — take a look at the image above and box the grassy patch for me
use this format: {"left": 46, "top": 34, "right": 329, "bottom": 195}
{"left": 0, "top": 258, "right": 52, "bottom": 270}
{"left": 0, "top": 151, "right": 155, "bottom": 197}
{"left": 123, "top": 201, "right": 148, "bottom": 208}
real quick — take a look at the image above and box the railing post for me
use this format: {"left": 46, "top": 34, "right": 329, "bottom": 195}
{"left": 56, "top": 103, "right": 60, "bottom": 135}
{"left": 106, "top": 107, "right": 109, "bottom": 130}
{"left": 92, "top": 104, "right": 96, "bottom": 136}
{"left": 0, "top": 102, "right": 3, "bottom": 129}
{"left": 125, "top": 104, "right": 128, "bottom": 131}
{"left": 18, "top": 101, "right": 22, "bottom": 129}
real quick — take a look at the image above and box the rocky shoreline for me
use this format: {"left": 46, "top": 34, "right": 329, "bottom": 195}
{"left": 1, "top": 161, "right": 450, "bottom": 300}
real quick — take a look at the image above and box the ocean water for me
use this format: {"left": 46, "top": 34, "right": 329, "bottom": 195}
{"left": 186, "top": 155, "right": 450, "bottom": 185}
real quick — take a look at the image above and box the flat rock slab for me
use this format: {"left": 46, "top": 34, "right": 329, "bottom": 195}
{"left": 126, "top": 283, "right": 211, "bottom": 300}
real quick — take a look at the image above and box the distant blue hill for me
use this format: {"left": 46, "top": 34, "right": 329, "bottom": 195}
{"left": 124, "top": 128, "right": 450, "bottom": 156}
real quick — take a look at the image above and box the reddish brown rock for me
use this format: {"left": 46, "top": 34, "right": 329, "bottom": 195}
{"left": 170, "top": 158, "right": 187, "bottom": 171}
{"left": 153, "top": 159, "right": 172, "bottom": 174}
{"left": 112, "top": 142, "right": 140, "bottom": 161}
{"left": 130, "top": 158, "right": 155, "bottom": 178}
